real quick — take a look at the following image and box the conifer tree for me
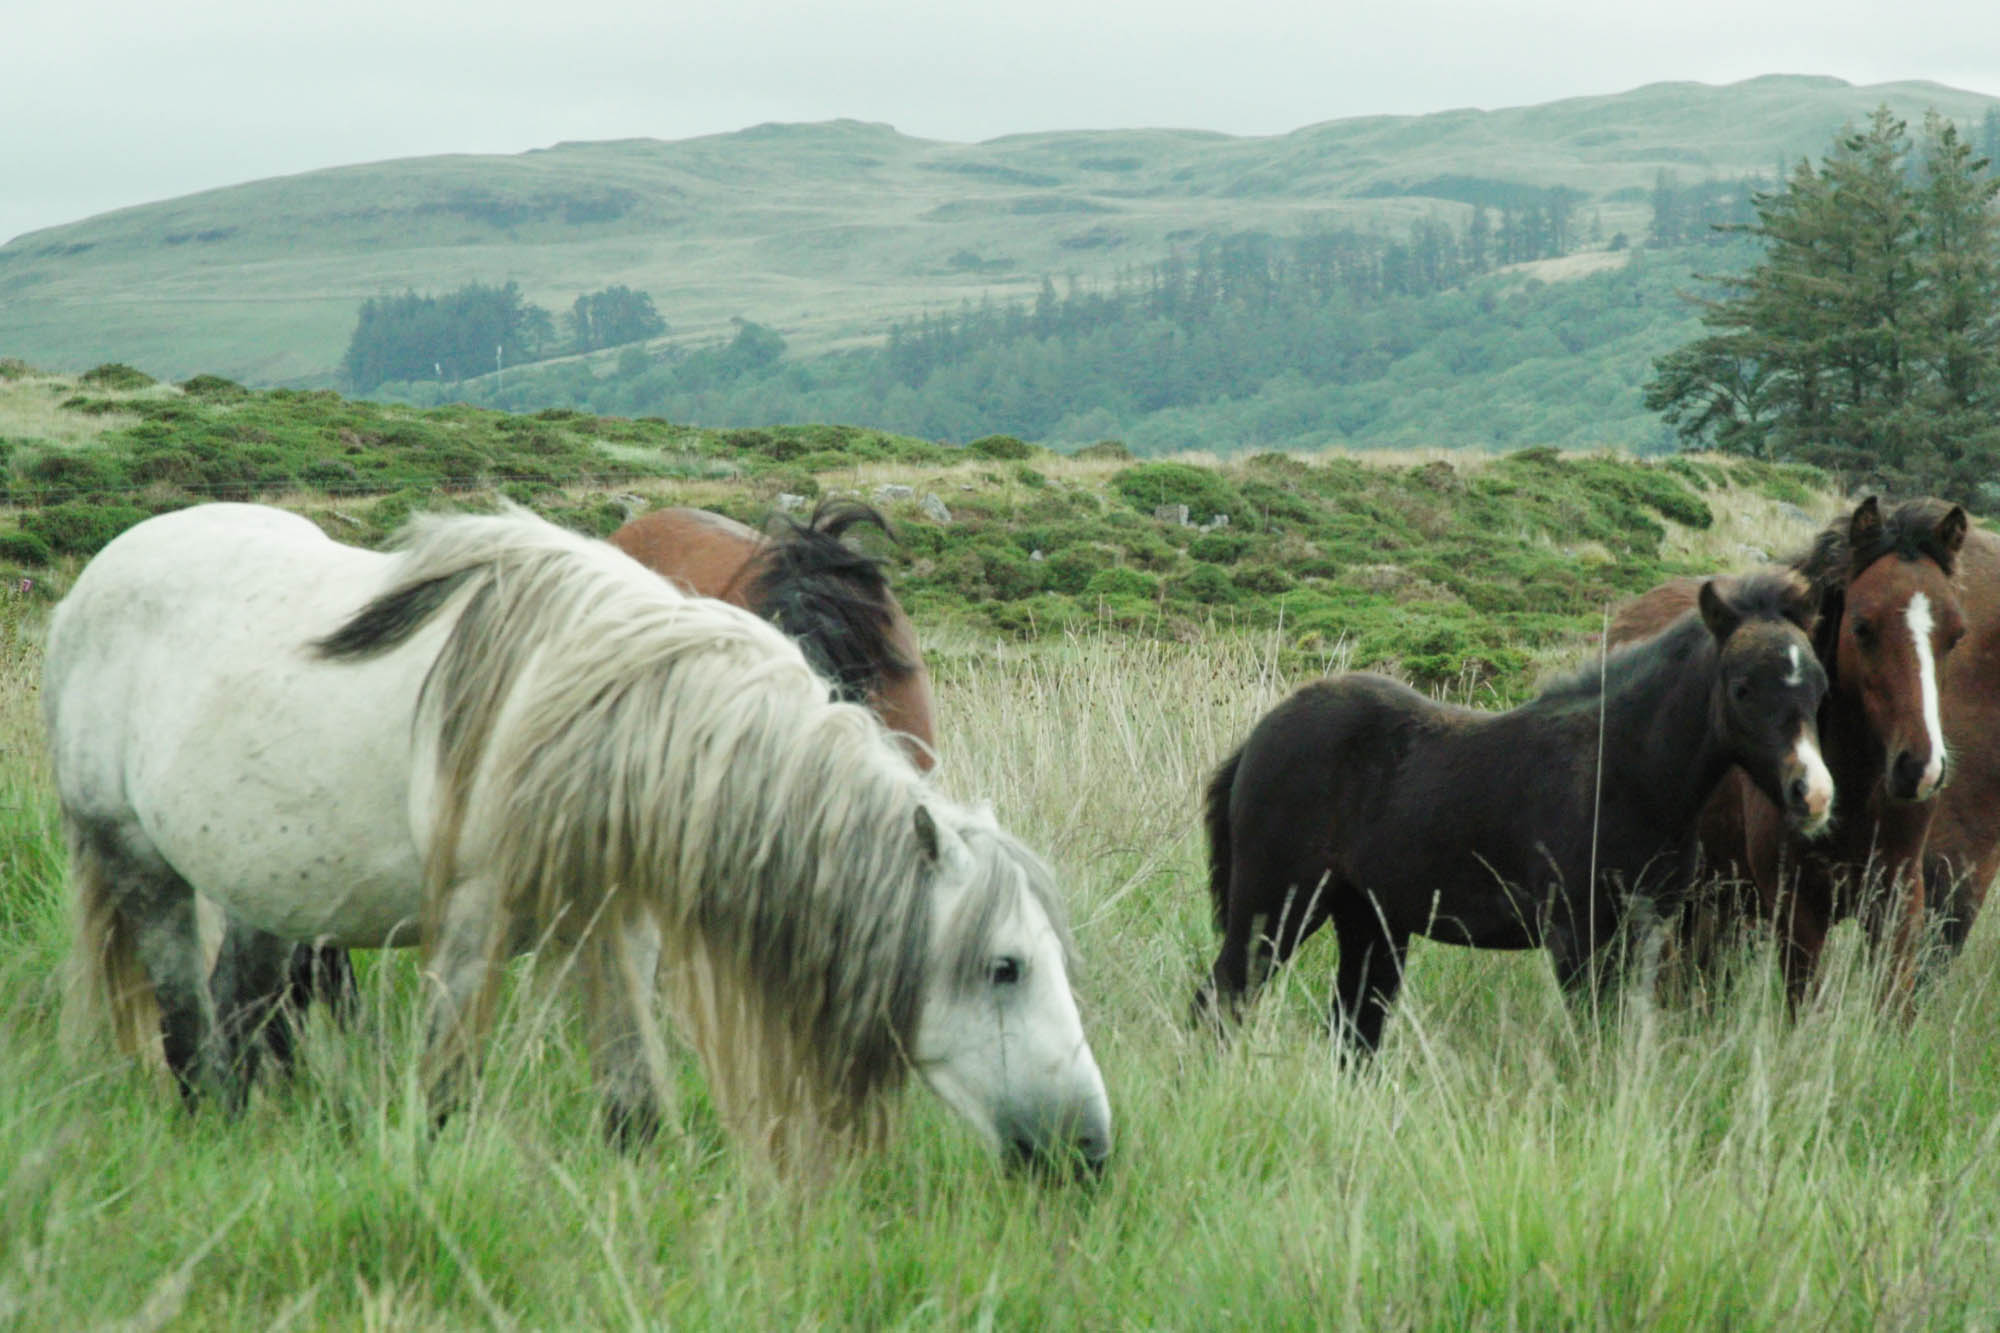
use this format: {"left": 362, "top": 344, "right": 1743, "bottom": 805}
{"left": 1645, "top": 107, "right": 2000, "bottom": 500}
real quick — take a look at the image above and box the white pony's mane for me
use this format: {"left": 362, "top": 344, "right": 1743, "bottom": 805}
{"left": 317, "top": 505, "right": 1066, "bottom": 1154}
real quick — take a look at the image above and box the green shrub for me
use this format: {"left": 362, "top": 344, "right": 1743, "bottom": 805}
{"left": 968, "top": 434, "right": 1036, "bottom": 460}
{"left": 131, "top": 449, "right": 202, "bottom": 486}
{"left": 1084, "top": 567, "right": 1159, "bottom": 599}
{"left": 0, "top": 531, "right": 52, "bottom": 566}
{"left": 23, "top": 502, "right": 149, "bottom": 556}
{"left": 979, "top": 545, "right": 1044, "bottom": 600}
{"left": 1112, "top": 462, "right": 1246, "bottom": 526}
{"left": 1070, "top": 439, "right": 1132, "bottom": 462}
{"left": 1189, "top": 530, "right": 1251, "bottom": 563}
{"left": 1044, "top": 547, "right": 1110, "bottom": 594}
{"left": 23, "top": 451, "right": 122, "bottom": 496}
{"left": 302, "top": 458, "right": 362, "bottom": 489}
{"left": 178, "top": 374, "right": 247, "bottom": 399}
{"left": 1013, "top": 465, "right": 1048, "bottom": 489}
{"left": 79, "top": 363, "right": 156, "bottom": 391}
{"left": 1174, "top": 563, "right": 1238, "bottom": 604}
{"left": 0, "top": 359, "right": 33, "bottom": 381}
{"left": 1234, "top": 563, "right": 1296, "bottom": 594}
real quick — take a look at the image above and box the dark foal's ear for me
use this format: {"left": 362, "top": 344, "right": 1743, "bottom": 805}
{"left": 1848, "top": 496, "right": 1882, "bottom": 559}
{"left": 914, "top": 805, "right": 941, "bottom": 863}
{"left": 1937, "top": 504, "right": 1970, "bottom": 560}
{"left": 1698, "top": 579, "right": 1742, "bottom": 642}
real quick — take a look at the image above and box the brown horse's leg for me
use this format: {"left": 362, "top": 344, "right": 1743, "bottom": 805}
{"left": 1867, "top": 848, "right": 1928, "bottom": 1020}
{"left": 1773, "top": 879, "right": 1831, "bottom": 1013}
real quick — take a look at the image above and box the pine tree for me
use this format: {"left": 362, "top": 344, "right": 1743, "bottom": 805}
{"left": 1646, "top": 107, "right": 2000, "bottom": 500}
{"left": 1910, "top": 112, "right": 2000, "bottom": 495}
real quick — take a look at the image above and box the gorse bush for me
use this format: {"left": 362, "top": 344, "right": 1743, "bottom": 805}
{"left": 78, "top": 363, "right": 156, "bottom": 391}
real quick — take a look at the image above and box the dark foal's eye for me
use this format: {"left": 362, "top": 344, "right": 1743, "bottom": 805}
{"left": 1730, "top": 678, "right": 1754, "bottom": 705}
{"left": 990, "top": 957, "right": 1023, "bottom": 987}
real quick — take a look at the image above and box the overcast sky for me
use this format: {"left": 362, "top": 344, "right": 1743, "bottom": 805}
{"left": 6, "top": 0, "right": 2000, "bottom": 246}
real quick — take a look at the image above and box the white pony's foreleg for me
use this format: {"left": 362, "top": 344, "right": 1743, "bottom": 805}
{"left": 421, "top": 875, "right": 508, "bottom": 1125}
{"left": 584, "top": 910, "right": 669, "bottom": 1147}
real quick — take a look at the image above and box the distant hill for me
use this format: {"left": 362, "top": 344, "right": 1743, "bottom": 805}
{"left": 3, "top": 75, "right": 1996, "bottom": 387}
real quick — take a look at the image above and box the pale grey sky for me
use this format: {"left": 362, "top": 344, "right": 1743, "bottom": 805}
{"left": 6, "top": 0, "right": 2000, "bottom": 245}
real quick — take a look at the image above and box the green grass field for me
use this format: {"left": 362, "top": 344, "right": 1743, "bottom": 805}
{"left": 3, "top": 372, "right": 1996, "bottom": 1327}
{"left": 6, "top": 592, "right": 2000, "bottom": 1328}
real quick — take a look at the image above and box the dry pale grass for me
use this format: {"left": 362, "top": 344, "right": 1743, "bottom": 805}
{"left": 0, "top": 373, "right": 162, "bottom": 449}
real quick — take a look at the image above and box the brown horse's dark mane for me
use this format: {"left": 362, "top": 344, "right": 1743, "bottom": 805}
{"left": 1794, "top": 498, "right": 1961, "bottom": 675}
{"left": 1796, "top": 498, "right": 1962, "bottom": 592}
{"left": 745, "top": 500, "right": 914, "bottom": 703}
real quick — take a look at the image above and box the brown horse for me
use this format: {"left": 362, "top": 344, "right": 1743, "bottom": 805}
{"left": 1923, "top": 516, "right": 2000, "bottom": 955}
{"left": 609, "top": 501, "right": 937, "bottom": 769}
{"left": 248, "top": 499, "right": 936, "bottom": 1071}
{"left": 1608, "top": 497, "right": 1971, "bottom": 1009}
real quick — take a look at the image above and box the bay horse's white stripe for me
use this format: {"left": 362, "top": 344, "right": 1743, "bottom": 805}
{"left": 1907, "top": 591, "right": 1948, "bottom": 794}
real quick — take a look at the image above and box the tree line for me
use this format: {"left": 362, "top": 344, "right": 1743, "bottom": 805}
{"left": 1645, "top": 109, "right": 2000, "bottom": 503}
{"left": 420, "top": 207, "right": 1694, "bottom": 455}
{"left": 340, "top": 282, "right": 665, "bottom": 393}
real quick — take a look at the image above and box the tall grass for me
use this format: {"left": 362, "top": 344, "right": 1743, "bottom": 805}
{"left": 4, "top": 624, "right": 1999, "bottom": 1328}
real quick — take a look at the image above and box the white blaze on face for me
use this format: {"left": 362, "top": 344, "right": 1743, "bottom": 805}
{"left": 1793, "top": 727, "right": 1835, "bottom": 836}
{"left": 1906, "top": 592, "right": 1948, "bottom": 797}
{"left": 1785, "top": 643, "right": 1804, "bottom": 686}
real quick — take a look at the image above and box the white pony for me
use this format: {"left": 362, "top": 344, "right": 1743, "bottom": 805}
{"left": 46, "top": 502, "right": 1111, "bottom": 1173}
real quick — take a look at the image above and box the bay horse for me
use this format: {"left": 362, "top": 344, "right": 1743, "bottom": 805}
{"left": 1609, "top": 498, "right": 1971, "bottom": 1009}
{"left": 609, "top": 501, "right": 936, "bottom": 770}
{"left": 48, "top": 503, "right": 1110, "bottom": 1173}
{"left": 1920, "top": 515, "right": 2000, "bottom": 956}
{"left": 267, "top": 497, "right": 938, "bottom": 1070}
{"left": 1194, "top": 572, "right": 1832, "bottom": 1054}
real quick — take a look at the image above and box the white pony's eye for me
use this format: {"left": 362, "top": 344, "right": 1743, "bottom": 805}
{"left": 990, "top": 957, "right": 1023, "bottom": 987}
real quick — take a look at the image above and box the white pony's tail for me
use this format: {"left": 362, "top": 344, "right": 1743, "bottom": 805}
{"left": 59, "top": 818, "right": 159, "bottom": 1061}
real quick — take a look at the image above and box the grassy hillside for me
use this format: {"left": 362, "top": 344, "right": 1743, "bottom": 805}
{"left": 0, "top": 362, "right": 1839, "bottom": 700}
{"left": 10, "top": 454, "right": 2000, "bottom": 1326}
{"left": 3, "top": 76, "right": 1995, "bottom": 385}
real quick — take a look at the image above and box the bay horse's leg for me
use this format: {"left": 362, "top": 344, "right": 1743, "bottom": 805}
{"left": 1772, "top": 878, "right": 1832, "bottom": 1013}
{"left": 1328, "top": 912, "right": 1409, "bottom": 1057}
{"left": 421, "top": 876, "right": 508, "bottom": 1126}
{"left": 1858, "top": 824, "right": 1929, "bottom": 1017}
{"left": 211, "top": 917, "right": 302, "bottom": 1087}
{"left": 583, "top": 913, "right": 668, "bottom": 1148}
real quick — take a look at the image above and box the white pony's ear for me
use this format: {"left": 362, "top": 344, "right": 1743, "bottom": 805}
{"left": 914, "top": 805, "right": 977, "bottom": 878}
{"left": 914, "top": 805, "right": 941, "bottom": 863}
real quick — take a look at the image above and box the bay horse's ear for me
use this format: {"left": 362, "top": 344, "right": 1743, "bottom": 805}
{"left": 1698, "top": 579, "right": 1742, "bottom": 642}
{"left": 914, "top": 805, "right": 941, "bottom": 863}
{"left": 1937, "top": 504, "right": 1970, "bottom": 561}
{"left": 1777, "top": 571, "right": 1820, "bottom": 632}
{"left": 1848, "top": 496, "right": 1882, "bottom": 557}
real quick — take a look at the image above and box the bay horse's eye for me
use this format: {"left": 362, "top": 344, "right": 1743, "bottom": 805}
{"left": 990, "top": 957, "right": 1023, "bottom": 987}
{"left": 1852, "top": 619, "right": 1875, "bottom": 647}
